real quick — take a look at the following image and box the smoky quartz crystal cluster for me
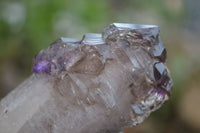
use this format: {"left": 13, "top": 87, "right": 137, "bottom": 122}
{"left": 0, "top": 23, "right": 172, "bottom": 133}
{"left": 33, "top": 23, "right": 173, "bottom": 129}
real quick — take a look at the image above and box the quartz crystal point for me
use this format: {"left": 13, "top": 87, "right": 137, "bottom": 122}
{"left": 0, "top": 23, "right": 173, "bottom": 133}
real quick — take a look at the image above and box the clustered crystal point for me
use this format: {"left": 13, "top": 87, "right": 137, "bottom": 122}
{"left": 32, "top": 23, "right": 173, "bottom": 131}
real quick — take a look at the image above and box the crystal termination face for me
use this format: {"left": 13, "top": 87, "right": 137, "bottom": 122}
{"left": 32, "top": 23, "right": 173, "bottom": 130}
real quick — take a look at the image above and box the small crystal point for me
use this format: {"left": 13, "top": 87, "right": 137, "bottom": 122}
{"left": 154, "top": 62, "right": 166, "bottom": 81}
{"left": 81, "top": 33, "right": 104, "bottom": 45}
{"left": 60, "top": 37, "right": 81, "bottom": 43}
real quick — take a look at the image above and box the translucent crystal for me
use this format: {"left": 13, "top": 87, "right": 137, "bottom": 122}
{"left": 32, "top": 23, "right": 173, "bottom": 127}
{"left": 0, "top": 23, "right": 173, "bottom": 133}
{"left": 102, "top": 23, "right": 173, "bottom": 126}
{"left": 81, "top": 33, "right": 104, "bottom": 45}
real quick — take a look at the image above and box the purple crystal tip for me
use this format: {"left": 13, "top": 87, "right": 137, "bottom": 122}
{"left": 33, "top": 60, "right": 51, "bottom": 74}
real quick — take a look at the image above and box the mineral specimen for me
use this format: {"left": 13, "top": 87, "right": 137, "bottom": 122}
{"left": 0, "top": 23, "right": 173, "bottom": 133}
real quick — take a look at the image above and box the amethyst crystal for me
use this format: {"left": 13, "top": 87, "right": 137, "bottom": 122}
{"left": 33, "top": 60, "right": 51, "bottom": 73}
{"left": 7, "top": 23, "right": 172, "bottom": 132}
